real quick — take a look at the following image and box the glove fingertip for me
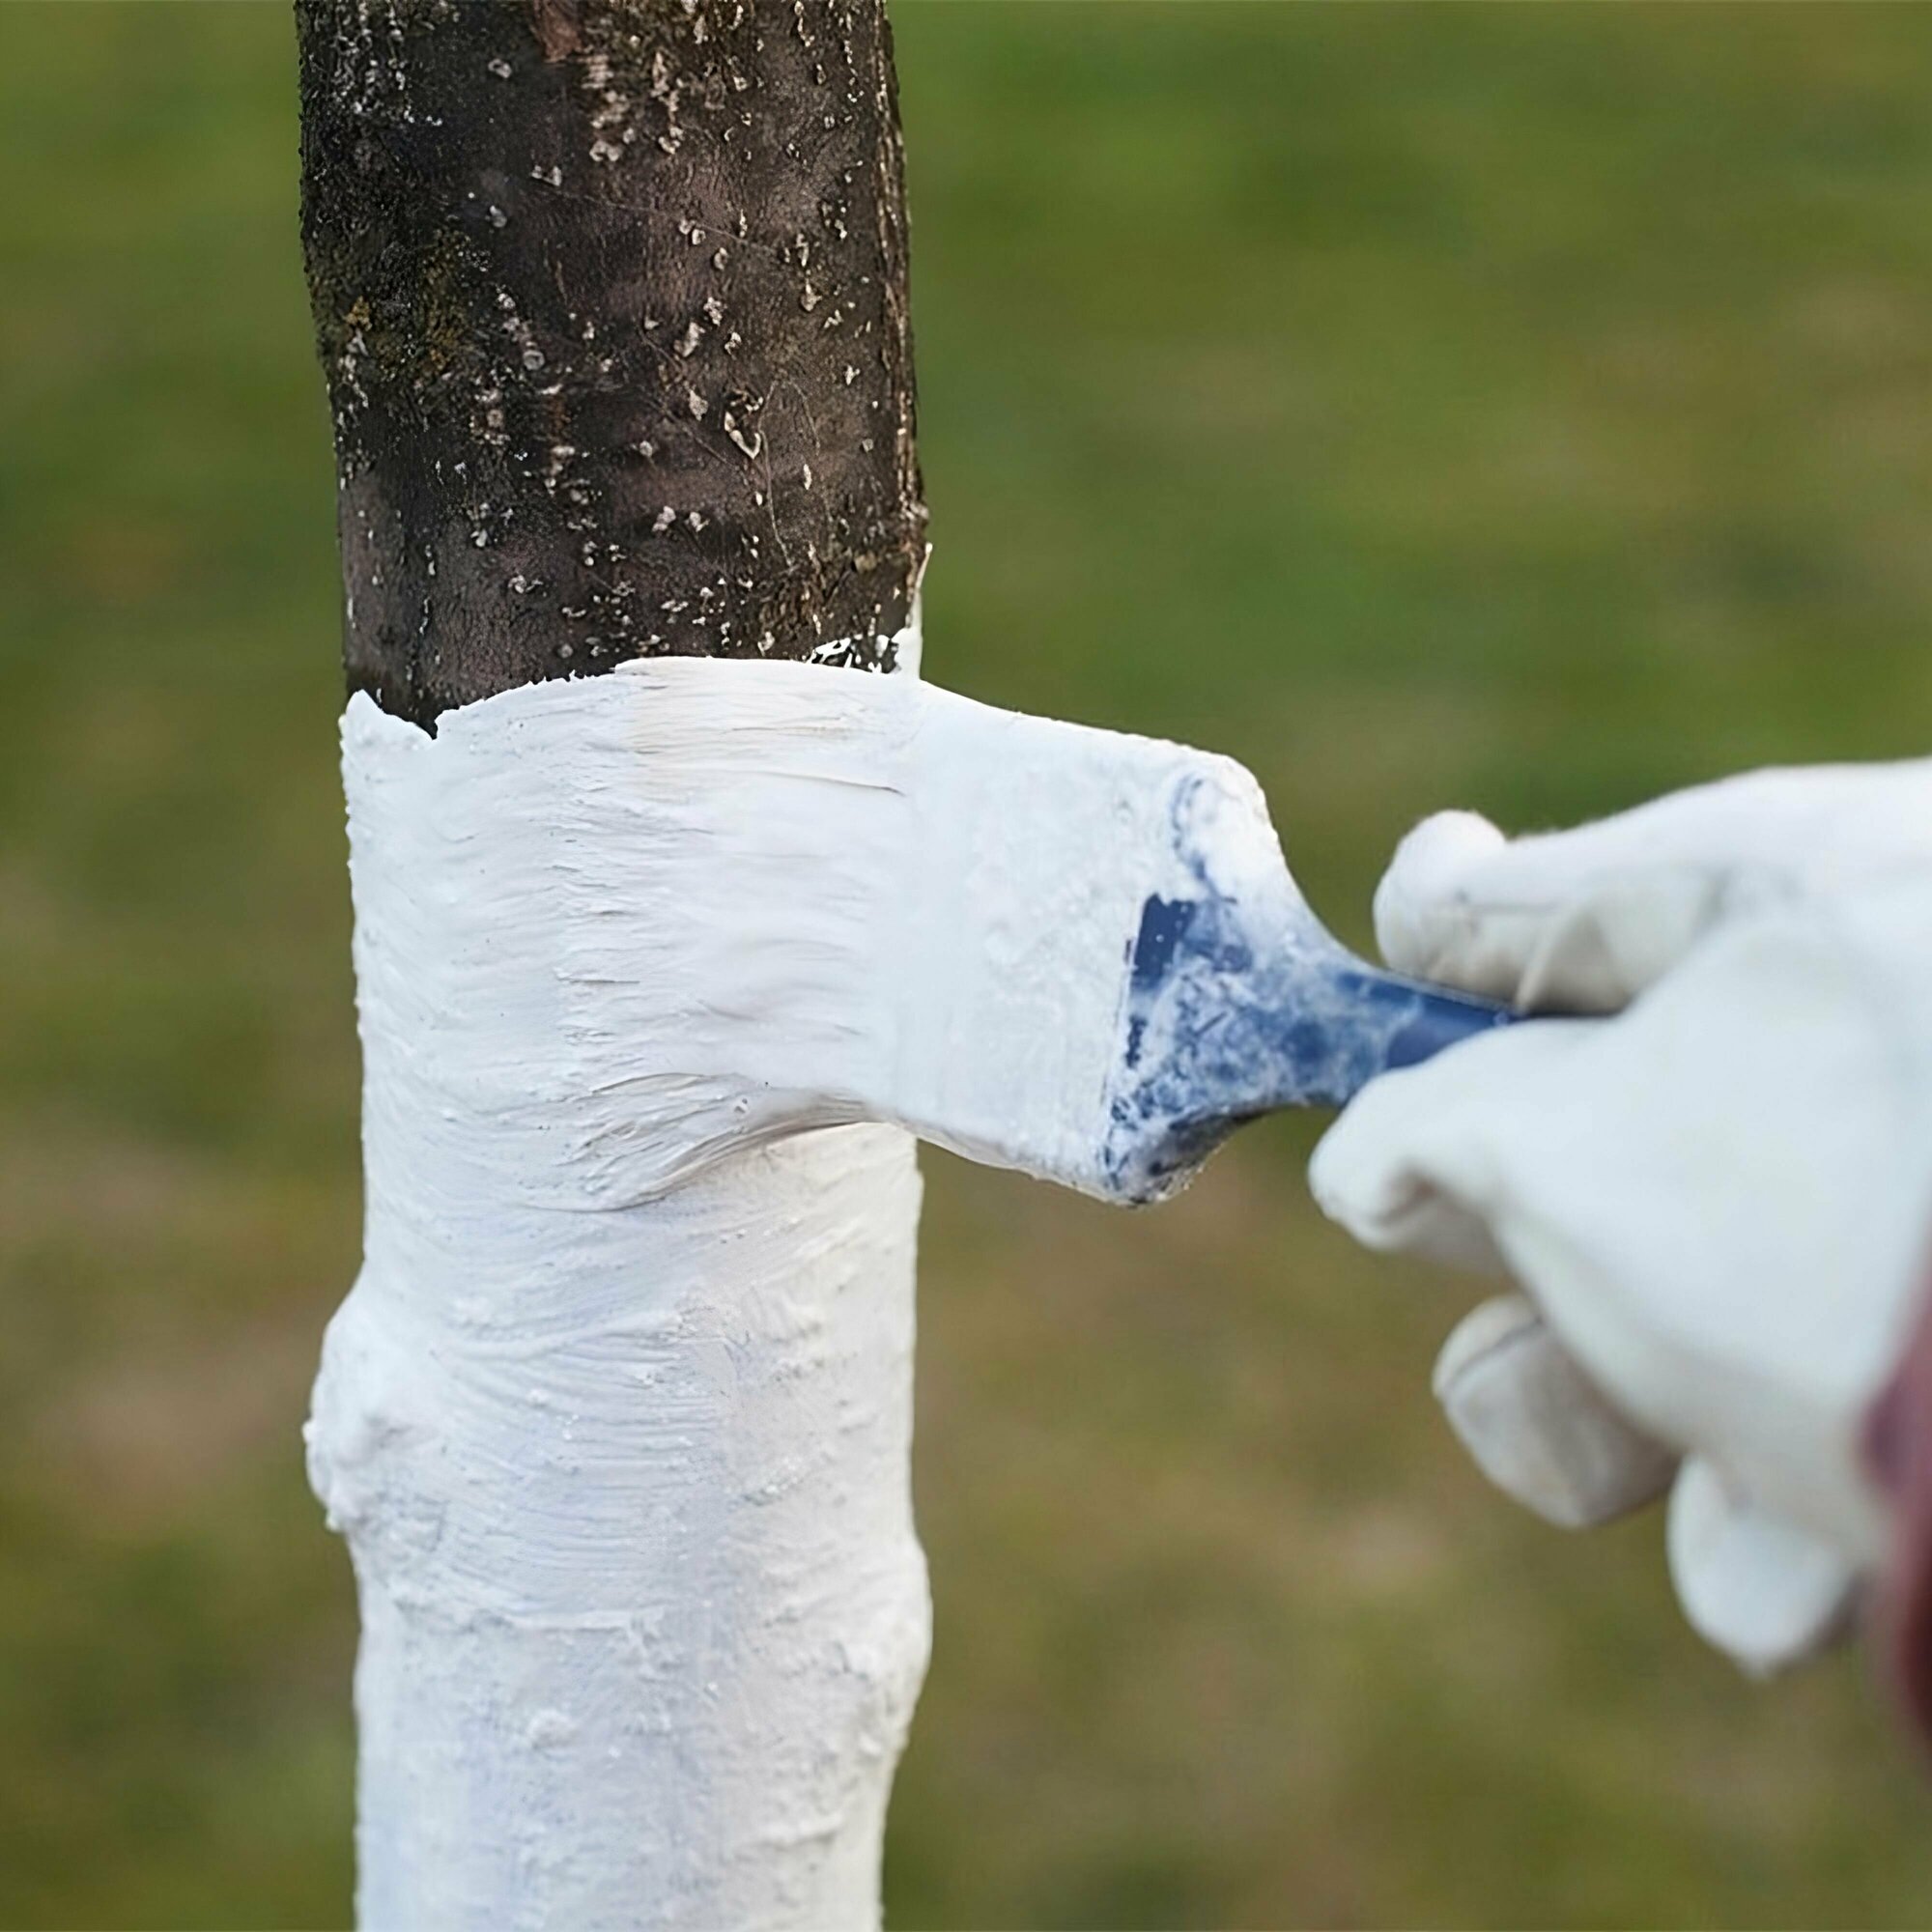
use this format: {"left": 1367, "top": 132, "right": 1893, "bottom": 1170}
{"left": 1667, "top": 1459, "right": 1859, "bottom": 1676}
{"left": 1308, "top": 1074, "right": 1453, "bottom": 1240}
{"left": 1435, "top": 1296, "right": 1676, "bottom": 1528}
{"left": 1374, "top": 810, "right": 1507, "bottom": 980}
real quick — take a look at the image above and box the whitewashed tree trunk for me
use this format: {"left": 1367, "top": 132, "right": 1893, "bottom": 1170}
{"left": 297, "top": 3, "right": 930, "bottom": 1922}
{"left": 309, "top": 1083, "right": 926, "bottom": 1927}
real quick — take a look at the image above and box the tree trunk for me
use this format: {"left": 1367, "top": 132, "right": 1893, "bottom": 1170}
{"left": 297, "top": 5, "right": 929, "bottom": 1924}
{"left": 298, "top": 0, "right": 924, "bottom": 727}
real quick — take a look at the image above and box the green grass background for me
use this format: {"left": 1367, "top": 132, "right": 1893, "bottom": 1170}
{"left": 4, "top": 3, "right": 1932, "bottom": 1924}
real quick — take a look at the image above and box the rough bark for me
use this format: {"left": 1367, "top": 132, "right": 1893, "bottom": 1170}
{"left": 298, "top": 0, "right": 924, "bottom": 728}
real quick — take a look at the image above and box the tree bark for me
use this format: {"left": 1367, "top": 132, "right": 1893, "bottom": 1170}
{"left": 298, "top": 0, "right": 924, "bottom": 727}
{"left": 298, "top": 6, "right": 929, "bottom": 1924}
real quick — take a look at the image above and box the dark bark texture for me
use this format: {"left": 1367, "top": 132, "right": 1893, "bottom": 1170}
{"left": 298, "top": 0, "right": 924, "bottom": 727}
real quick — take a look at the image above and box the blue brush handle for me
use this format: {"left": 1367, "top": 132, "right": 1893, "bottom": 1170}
{"left": 1320, "top": 962, "right": 1521, "bottom": 1096}
{"left": 1106, "top": 902, "right": 1528, "bottom": 1202}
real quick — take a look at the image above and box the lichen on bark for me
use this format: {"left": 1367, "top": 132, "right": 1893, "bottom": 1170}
{"left": 298, "top": 0, "right": 924, "bottom": 727}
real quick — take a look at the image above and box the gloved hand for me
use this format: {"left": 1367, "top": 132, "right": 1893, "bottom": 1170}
{"left": 1310, "top": 761, "right": 1932, "bottom": 1674}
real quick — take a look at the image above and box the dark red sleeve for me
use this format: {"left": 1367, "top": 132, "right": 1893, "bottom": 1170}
{"left": 1861, "top": 1275, "right": 1932, "bottom": 1752}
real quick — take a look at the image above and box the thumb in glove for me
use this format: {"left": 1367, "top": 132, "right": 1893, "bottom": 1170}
{"left": 1374, "top": 758, "right": 1932, "bottom": 1014}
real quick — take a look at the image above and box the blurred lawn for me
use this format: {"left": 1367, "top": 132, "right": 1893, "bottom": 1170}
{"left": 4, "top": 3, "right": 1932, "bottom": 1926}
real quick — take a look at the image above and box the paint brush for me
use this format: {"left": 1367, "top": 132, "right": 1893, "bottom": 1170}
{"left": 848, "top": 666, "right": 1520, "bottom": 1204}
{"left": 349, "top": 655, "right": 1519, "bottom": 1208}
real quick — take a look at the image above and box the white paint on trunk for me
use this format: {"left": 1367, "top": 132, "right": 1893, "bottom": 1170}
{"left": 309, "top": 640, "right": 934, "bottom": 1931}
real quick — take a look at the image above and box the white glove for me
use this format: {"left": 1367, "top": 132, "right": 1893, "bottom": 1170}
{"left": 1310, "top": 762, "right": 1932, "bottom": 1673}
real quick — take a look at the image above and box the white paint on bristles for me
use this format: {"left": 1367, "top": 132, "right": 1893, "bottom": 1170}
{"left": 309, "top": 629, "right": 1278, "bottom": 1927}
